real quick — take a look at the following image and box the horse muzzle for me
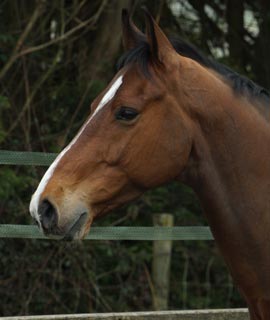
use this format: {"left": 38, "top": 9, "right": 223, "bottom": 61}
{"left": 32, "top": 198, "right": 91, "bottom": 240}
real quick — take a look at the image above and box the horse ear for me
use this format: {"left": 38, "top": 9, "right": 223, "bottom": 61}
{"left": 122, "top": 9, "right": 145, "bottom": 51}
{"left": 143, "top": 7, "right": 175, "bottom": 65}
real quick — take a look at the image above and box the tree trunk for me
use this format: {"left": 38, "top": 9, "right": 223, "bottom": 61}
{"left": 226, "top": 0, "right": 244, "bottom": 70}
{"left": 78, "top": 0, "right": 132, "bottom": 86}
{"left": 254, "top": 1, "right": 270, "bottom": 89}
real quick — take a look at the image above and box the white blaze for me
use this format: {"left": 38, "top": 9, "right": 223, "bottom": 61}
{"left": 29, "top": 75, "right": 123, "bottom": 221}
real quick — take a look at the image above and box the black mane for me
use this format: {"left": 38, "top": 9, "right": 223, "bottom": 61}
{"left": 117, "top": 37, "right": 270, "bottom": 106}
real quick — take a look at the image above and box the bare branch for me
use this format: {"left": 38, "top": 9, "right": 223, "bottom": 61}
{"left": 0, "top": 0, "right": 46, "bottom": 81}
{"left": 5, "top": 49, "right": 62, "bottom": 139}
{"left": 15, "top": 0, "right": 107, "bottom": 58}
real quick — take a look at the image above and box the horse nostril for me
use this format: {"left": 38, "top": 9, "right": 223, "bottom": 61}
{"left": 38, "top": 199, "right": 58, "bottom": 231}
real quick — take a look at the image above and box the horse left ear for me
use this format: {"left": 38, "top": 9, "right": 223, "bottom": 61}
{"left": 143, "top": 8, "right": 175, "bottom": 65}
{"left": 122, "top": 9, "right": 145, "bottom": 51}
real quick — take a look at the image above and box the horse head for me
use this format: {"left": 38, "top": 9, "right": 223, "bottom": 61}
{"left": 29, "top": 10, "right": 193, "bottom": 239}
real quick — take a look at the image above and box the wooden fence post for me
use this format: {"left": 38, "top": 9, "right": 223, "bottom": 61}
{"left": 152, "top": 213, "right": 174, "bottom": 310}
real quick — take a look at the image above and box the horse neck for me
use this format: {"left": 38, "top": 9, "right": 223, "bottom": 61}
{"left": 180, "top": 63, "right": 270, "bottom": 249}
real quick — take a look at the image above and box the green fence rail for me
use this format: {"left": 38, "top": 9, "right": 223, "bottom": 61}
{"left": 0, "top": 225, "right": 213, "bottom": 240}
{"left": 0, "top": 150, "right": 57, "bottom": 166}
{"left": 0, "top": 150, "right": 213, "bottom": 241}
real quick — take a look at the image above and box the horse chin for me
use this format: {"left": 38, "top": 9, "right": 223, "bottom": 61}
{"left": 63, "top": 212, "right": 92, "bottom": 241}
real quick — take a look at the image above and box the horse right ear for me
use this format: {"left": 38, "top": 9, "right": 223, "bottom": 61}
{"left": 122, "top": 9, "right": 144, "bottom": 51}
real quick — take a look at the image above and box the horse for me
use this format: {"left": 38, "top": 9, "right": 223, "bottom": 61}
{"left": 29, "top": 9, "right": 270, "bottom": 319}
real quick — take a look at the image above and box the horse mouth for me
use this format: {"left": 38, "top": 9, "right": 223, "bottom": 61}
{"left": 63, "top": 212, "right": 88, "bottom": 241}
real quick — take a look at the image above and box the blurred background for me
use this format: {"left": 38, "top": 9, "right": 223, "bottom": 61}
{"left": 0, "top": 0, "right": 269, "bottom": 316}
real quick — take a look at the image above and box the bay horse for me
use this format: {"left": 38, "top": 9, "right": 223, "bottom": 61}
{"left": 30, "top": 9, "right": 270, "bottom": 319}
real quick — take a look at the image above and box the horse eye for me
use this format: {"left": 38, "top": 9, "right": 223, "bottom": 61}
{"left": 115, "top": 107, "right": 139, "bottom": 121}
